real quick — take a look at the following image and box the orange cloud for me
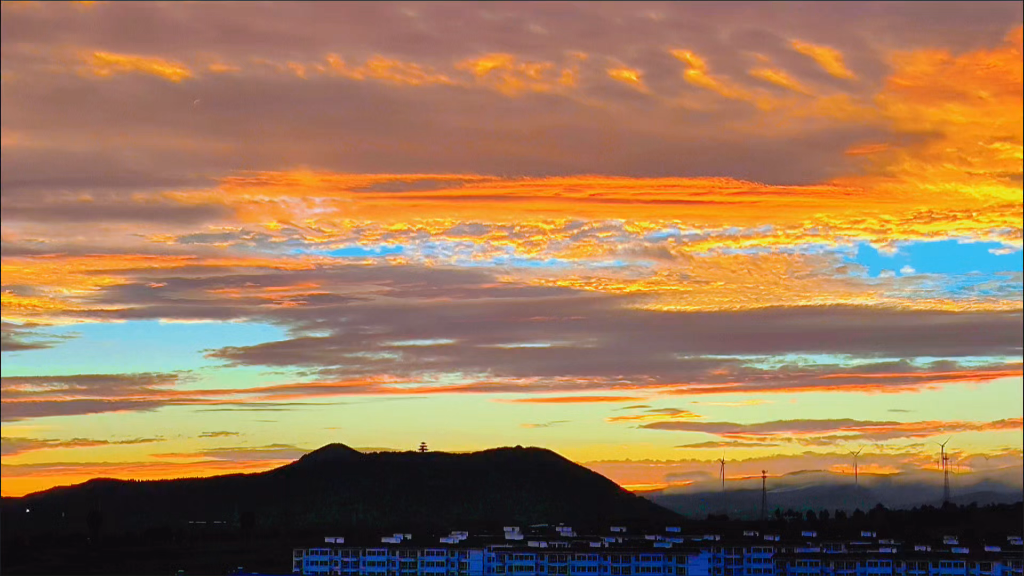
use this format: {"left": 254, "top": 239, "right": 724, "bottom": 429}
{"left": 643, "top": 417, "right": 1024, "bottom": 443}
{"left": 4, "top": 31, "right": 1020, "bottom": 333}
{"left": 206, "top": 282, "right": 328, "bottom": 303}
{"left": 151, "top": 165, "right": 1022, "bottom": 313}
{"left": 179, "top": 170, "right": 997, "bottom": 234}
{"left": 791, "top": 40, "right": 857, "bottom": 80}
{"left": 206, "top": 61, "right": 241, "bottom": 74}
{"left": 618, "top": 481, "right": 694, "bottom": 492}
{"left": 845, "top": 143, "right": 891, "bottom": 156}
{"left": 455, "top": 53, "right": 568, "bottom": 96}
{"left": 83, "top": 51, "right": 192, "bottom": 82}
{"left": 670, "top": 49, "right": 766, "bottom": 106}
{"left": 828, "top": 462, "right": 901, "bottom": 476}
{"left": 676, "top": 441, "right": 780, "bottom": 449}
{"left": 607, "top": 65, "right": 648, "bottom": 92}
{"left": 664, "top": 365, "right": 1024, "bottom": 396}
{"left": 691, "top": 400, "right": 773, "bottom": 407}
{"left": 816, "top": 368, "right": 1024, "bottom": 383}
{"left": 606, "top": 408, "right": 702, "bottom": 424}
{"left": 860, "top": 27, "right": 1023, "bottom": 198}
{"left": 524, "top": 253, "right": 1021, "bottom": 312}
{"left": 325, "top": 54, "right": 455, "bottom": 86}
{"left": 749, "top": 68, "right": 813, "bottom": 96}
{"left": 499, "top": 396, "right": 649, "bottom": 404}
{"left": 183, "top": 27, "right": 1022, "bottom": 249}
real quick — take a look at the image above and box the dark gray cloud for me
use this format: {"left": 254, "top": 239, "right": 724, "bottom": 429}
{"left": 1, "top": 196, "right": 229, "bottom": 225}
{"left": 155, "top": 443, "right": 308, "bottom": 462}
{"left": 1, "top": 435, "right": 163, "bottom": 457}
{"left": 0, "top": 373, "right": 180, "bottom": 400}
{"left": 0, "top": 373, "right": 182, "bottom": 421}
{"left": 1, "top": 322, "right": 61, "bottom": 352}
{"left": 521, "top": 420, "right": 570, "bottom": 429}
{"left": 205, "top": 288, "right": 1021, "bottom": 386}
{"left": 0, "top": 370, "right": 355, "bottom": 420}
{"left": 3, "top": 2, "right": 1017, "bottom": 65}
{"left": 198, "top": 431, "right": 240, "bottom": 438}
{"left": 16, "top": 262, "right": 1017, "bottom": 394}
{"left": 676, "top": 441, "right": 780, "bottom": 449}
{"left": 643, "top": 417, "right": 1023, "bottom": 443}
{"left": 0, "top": 67, "right": 886, "bottom": 205}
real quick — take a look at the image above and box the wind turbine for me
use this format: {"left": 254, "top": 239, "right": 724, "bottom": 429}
{"left": 937, "top": 437, "right": 952, "bottom": 504}
{"left": 718, "top": 454, "right": 726, "bottom": 493}
{"left": 717, "top": 454, "right": 727, "bottom": 516}
{"left": 951, "top": 450, "right": 966, "bottom": 477}
{"left": 759, "top": 470, "right": 768, "bottom": 523}
{"left": 849, "top": 447, "right": 864, "bottom": 487}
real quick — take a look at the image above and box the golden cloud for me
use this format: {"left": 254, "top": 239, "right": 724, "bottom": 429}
{"left": 749, "top": 67, "right": 813, "bottom": 96}
{"left": 455, "top": 52, "right": 577, "bottom": 96}
{"left": 83, "top": 51, "right": 192, "bottom": 82}
{"left": 791, "top": 40, "right": 857, "bottom": 80}
{"left": 670, "top": 49, "right": 768, "bottom": 107}
{"left": 325, "top": 54, "right": 456, "bottom": 86}
{"left": 606, "top": 65, "right": 648, "bottom": 92}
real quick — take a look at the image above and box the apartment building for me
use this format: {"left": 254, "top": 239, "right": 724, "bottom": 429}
{"left": 774, "top": 554, "right": 1023, "bottom": 576}
{"left": 292, "top": 531, "right": 1023, "bottom": 576}
{"left": 293, "top": 544, "right": 716, "bottom": 576}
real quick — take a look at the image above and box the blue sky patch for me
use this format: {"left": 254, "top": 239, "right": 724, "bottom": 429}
{"left": 1, "top": 321, "right": 287, "bottom": 377}
{"left": 850, "top": 240, "right": 1022, "bottom": 277}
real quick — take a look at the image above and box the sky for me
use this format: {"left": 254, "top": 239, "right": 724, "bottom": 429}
{"left": 1, "top": 1, "right": 1022, "bottom": 500}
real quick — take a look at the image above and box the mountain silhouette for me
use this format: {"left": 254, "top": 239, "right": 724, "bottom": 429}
{"left": 1, "top": 444, "right": 678, "bottom": 537}
{"left": 648, "top": 477, "right": 1024, "bottom": 519}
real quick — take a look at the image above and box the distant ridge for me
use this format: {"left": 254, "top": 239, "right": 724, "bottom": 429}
{"left": 647, "top": 476, "right": 1024, "bottom": 519}
{"left": 1, "top": 443, "right": 678, "bottom": 536}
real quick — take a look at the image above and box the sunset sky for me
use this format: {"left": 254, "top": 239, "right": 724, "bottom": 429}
{"left": 1, "top": 1, "right": 1022, "bottom": 499}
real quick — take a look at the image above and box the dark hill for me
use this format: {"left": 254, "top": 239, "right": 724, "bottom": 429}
{"left": 1, "top": 444, "right": 677, "bottom": 537}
